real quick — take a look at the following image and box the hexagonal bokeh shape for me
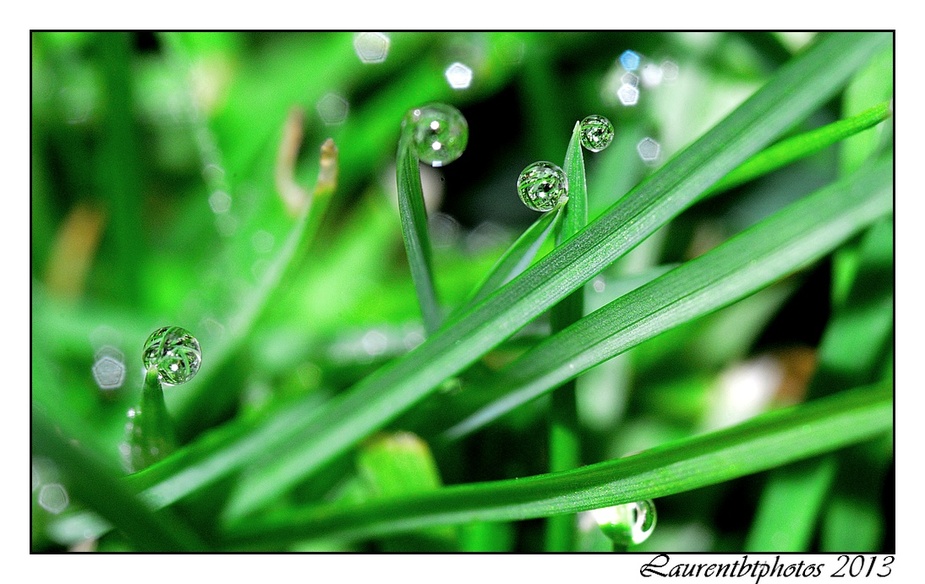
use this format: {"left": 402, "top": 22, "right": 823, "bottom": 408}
{"left": 444, "top": 62, "right": 473, "bottom": 89}
{"left": 353, "top": 32, "right": 390, "bottom": 64}
{"left": 92, "top": 354, "right": 126, "bottom": 389}
{"left": 617, "top": 83, "right": 639, "bottom": 106}
{"left": 316, "top": 93, "right": 349, "bottom": 125}
{"left": 637, "top": 137, "right": 661, "bottom": 162}
{"left": 619, "top": 50, "right": 641, "bottom": 71}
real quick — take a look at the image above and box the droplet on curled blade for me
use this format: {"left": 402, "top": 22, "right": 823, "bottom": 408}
{"left": 142, "top": 326, "right": 201, "bottom": 386}
{"left": 402, "top": 103, "right": 469, "bottom": 167}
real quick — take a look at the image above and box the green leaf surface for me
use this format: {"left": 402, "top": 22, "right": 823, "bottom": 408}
{"left": 223, "top": 382, "right": 892, "bottom": 546}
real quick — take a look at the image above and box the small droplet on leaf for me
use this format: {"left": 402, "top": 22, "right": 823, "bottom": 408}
{"left": 592, "top": 499, "right": 657, "bottom": 547}
{"left": 402, "top": 103, "right": 469, "bottom": 167}
{"left": 142, "top": 326, "right": 201, "bottom": 386}
{"left": 579, "top": 114, "right": 615, "bottom": 152}
{"left": 517, "top": 161, "right": 569, "bottom": 212}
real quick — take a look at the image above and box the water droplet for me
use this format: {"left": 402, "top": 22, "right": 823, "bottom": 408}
{"left": 402, "top": 103, "right": 469, "bottom": 167}
{"left": 579, "top": 115, "right": 615, "bottom": 152}
{"left": 517, "top": 161, "right": 568, "bottom": 212}
{"left": 592, "top": 499, "right": 657, "bottom": 546}
{"left": 142, "top": 326, "right": 202, "bottom": 386}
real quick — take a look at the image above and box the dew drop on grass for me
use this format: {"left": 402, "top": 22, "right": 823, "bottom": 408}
{"left": 592, "top": 499, "right": 657, "bottom": 546}
{"left": 402, "top": 103, "right": 469, "bottom": 167}
{"left": 579, "top": 114, "right": 615, "bottom": 152}
{"left": 142, "top": 326, "right": 202, "bottom": 386}
{"left": 517, "top": 161, "right": 569, "bottom": 212}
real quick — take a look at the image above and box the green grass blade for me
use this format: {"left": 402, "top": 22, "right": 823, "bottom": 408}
{"left": 443, "top": 154, "right": 892, "bottom": 440}
{"left": 32, "top": 407, "right": 206, "bottom": 551}
{"left": 220, "top": 32, "right": 891, "bottom": 521}
{"left": 706, "top": 100, "right": 892, "bottom": 197}
{"left": 453, "top": 208, "right": 562, "bottom": 315}
{"left": 546, "top": 121, "right": 588, "bottom": 551}
{"left": 222, "top": 382, "right": 892, "bottom": 547}
{"left": 396, "top": 133, "right": 442, "bottom": 334}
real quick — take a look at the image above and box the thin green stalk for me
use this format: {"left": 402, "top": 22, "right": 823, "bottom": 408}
{"left": 546, "top": 122, "right": 588, "bottom": 551}
{"left": 125, "top": 368, "right": 177, "bottom": 472}
{"left": 706, "top": 100, "right": 893, "bottom": 198}
{"left": 221, "top": 382, "right": 892, "bottom": 547}
{"left": 396, "top": 132, "right": 442, "bottom": 335}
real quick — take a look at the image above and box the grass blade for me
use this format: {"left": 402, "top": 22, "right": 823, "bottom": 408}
{"left": 546, "top": 121, "right": 588, "bottom": 550}
{"left": 453, "top": 208, "right": 562, "bottom": 315}
{"left": 223, "top": 382, "right": 892, "bottom": 546}
{"left": 32, "top": 407, "right": 206, "bottom": 551}
{"left": 396, "top": 133, "right": 442, "bottom": 334}
{"left": 219, "top": 32, "right": 891, "bottom": 521}
{"left": 706, "top": 100, "right": 893, "bottom": 197}
{"left": 443, "top": 154, "right": 892, "bottom": 440}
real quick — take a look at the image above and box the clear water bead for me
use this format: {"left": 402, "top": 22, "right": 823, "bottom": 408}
{"left": 142, "top": 326, "right": 202, "bottom": 386}
{"left": 592, "top": 499, "right": 657, "bottom": 546}
{"left": 402, "top": 103, "right": 469, "bottom": 167}
{"left": 517, "top": 161, "right": 568, "bottom": 212}
{"left": 579, "top": 115, "right": 615, "bottom": 152}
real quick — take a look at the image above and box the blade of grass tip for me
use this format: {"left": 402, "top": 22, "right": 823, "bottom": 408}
{"left": 32, "top": 407, "right": 206, "bottom": 551}
{"left": 220, "top": 32, "right": 891, "bottom": 522}
{"left": 222, "top": 382, "right": 892, "bottom": 547}
{"left": 443, "top": 153, "right": 892, "bottom": 441}
{"left": 171, "top": 137, "right": 339, "bottom": 434}
{"left": 396, "top": 132, "right": 443, "bottom": 335}
{"left": 450, "top": 207, "right": 562, "bottom": 318}
{"left": 546, "top": 121, "right": 587, "bottom": 551}
{"left": 705, "top": 100, "right": 893, "bottom": 198}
